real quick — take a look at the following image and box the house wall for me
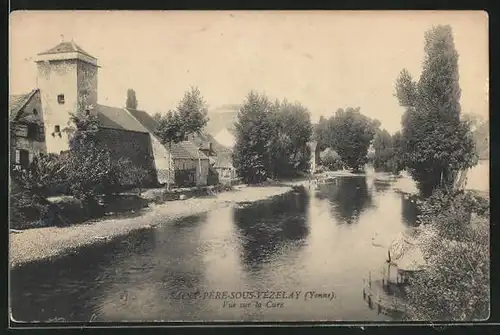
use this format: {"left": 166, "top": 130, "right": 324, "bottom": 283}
{"left": 216, "top": 167, "right": 236, "bottom": 180}
{"left": 198, "top": 159, "right": 209, "bottom": 186}
{"left": 149, "top": 134, "right": 175, "bottom": 185}
{"left": 10, "top": 91, "right": 47, "bottom": 167}
{"left": 173, "top": 158, "right": 209, "bottom": 186}
{"left": 98, "top": 128, "right": 157, "bottom": 185}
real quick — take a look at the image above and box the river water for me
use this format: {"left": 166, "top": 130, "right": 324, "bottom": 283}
{"left": 11, "top": 172, "right": 423, "bottom": 323}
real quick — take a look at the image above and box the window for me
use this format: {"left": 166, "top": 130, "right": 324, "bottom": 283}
{"left": 57, "top": 94, "right": 65, "bottom": 104}
{"left": 19, "top": 149, "right": 30, "bottom": 170}
{"left": 54, "top": 125, "right": 60, "bottom": 133}
{"left": 27, "top": 123, "right": 38, "bottom": 139}
{"left": 32, "top": 109, "right": 38, "bottom": 116}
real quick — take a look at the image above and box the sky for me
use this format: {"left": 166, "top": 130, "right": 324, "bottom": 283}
{"left": 10, "top": 11, "right": 488, "bottom": 134}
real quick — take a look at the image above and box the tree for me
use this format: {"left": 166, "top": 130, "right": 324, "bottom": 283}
{"left": 319, "top": 107, "right": 379, "bottom": 172}
{"left": 320, "top": 148, "right": 343, "bottom": 171}
{"left": 126, "top": 89, "right": 138, "bottom": 110}
{"left": 114, "top": 158, "right": 151, "bottom": 195}
{"left": 395, "top": 25, "right": 478, "bottom": 196}
{"left": 11, "top": 153, "right": 66, "bottom": 194}
{"left": 405, "top": 191, "right": 489, "bottom": 321}
{"left": 233, "top": 93, "right": 313, "bottom": 183}
{"left": 373, "top": 129, "right": 393, "bottom": 172}
{"left": 61, "top": 104, "right": 119, "bottom": 217}
{"left": 233, "top": 91, "right": 273, "bottom": 184}
{"left": 267, "top": 99, "right": 312, "bottom": 178}
{"left": 155, "top": 86, "right": 209, "bottom": 190}
{"left": 372, "top": 129, "right": 403, "bottom": 174}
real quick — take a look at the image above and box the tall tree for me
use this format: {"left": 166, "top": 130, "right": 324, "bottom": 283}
{"left": 321, "top": 107, "right": 380, "bottom": 172}
{"left": 373, "top": 129, "right": 393, "bottom": 172}
{"left": 233, "top": 91, "right": 273, "bottom": 184}
{"left": 395, "top": 25, "right": 477, "bottom": 196}
{"left": 126, "top": 89, "right": 138, "bottom": 109}
{"left": 155, "top": 86, "right": 209, "bottom": 190}
{"left": 267, "top": 100, "right": 312, "bottom": 178}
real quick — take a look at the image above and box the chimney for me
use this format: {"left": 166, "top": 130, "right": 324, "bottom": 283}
{"left": 209, "top": 142, "right": 213, "bottom": 153}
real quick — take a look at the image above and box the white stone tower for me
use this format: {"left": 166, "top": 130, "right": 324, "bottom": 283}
{"left": 35, "top": 38, "right": 99, "bottom": 154}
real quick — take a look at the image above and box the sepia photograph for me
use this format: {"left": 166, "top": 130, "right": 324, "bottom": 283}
{"left": 8, "top": 10, "right": 489, "bottom": 324}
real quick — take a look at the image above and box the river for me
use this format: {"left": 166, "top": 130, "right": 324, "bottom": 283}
{"left": 11, "top": 172, "right": 424, "bottom": 323}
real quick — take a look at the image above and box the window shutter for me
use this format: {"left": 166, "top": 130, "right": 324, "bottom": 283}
{"left": 15, "top": 149, "right": 20, "bottom": 164}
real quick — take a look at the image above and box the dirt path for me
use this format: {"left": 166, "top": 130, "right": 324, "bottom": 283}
{"left": 9, "top": 185, "right": 293, "bottom": 268}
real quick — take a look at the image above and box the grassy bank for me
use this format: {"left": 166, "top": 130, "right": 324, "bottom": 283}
{"left": 9, "top": 184, "right": 293, "bottom": 268}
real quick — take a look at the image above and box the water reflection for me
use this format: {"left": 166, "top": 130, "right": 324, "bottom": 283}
{"left": 316, "top": 177, "right": 373, "bottom": 224}
{"left": 233, "top": 188, "right": 309, "bottom": 271}
{"left": 10, "top": 228, "right": 157, "bottom": 322}
{"left": 96, "top": 214, "right": 209, "bottom": 321}
{"left": 401, "top": 196, "right": 419, "bottom": 227}
{"left": 373, "top": 179, "right": 392, "bottom": 194}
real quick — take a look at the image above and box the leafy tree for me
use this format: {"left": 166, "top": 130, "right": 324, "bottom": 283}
{"left": 126, "top": 89, "right": 138, "bottom": 109}
{"left": 372, "top": 129, "right": 403, "bottom": 174}
{"left": 373, "top": 129, "right": 393, "bottom": 172}
{"left": 320, "top": 148, "right": 344, "bottom": 171}
{"left": 395, "top": 25, "right": 478, "bottom": 196}
{"left": 267, "top": 99, "right": 312, "bottom": 178}
{"left": 233, "top": 91, "right": 273, "bottom": 184}
{"left": 114, "top": 157, "right": 152, "bottom": 195}
{"left": 405, "top": 191, "right": 489, "bottom": 321}
{"left": 11, "top": 153, "right": 66, "bottom": 195}
{"left": 61, "top": 105, "right": 120, "bottom": 216}
{"left": 233, "top": 93, "right": 313, "bottom": 183}
{"left": 155, "top": 86, "right": 209, "bottom": 189}
{"left": 318, "top": 107, "right": 379, "bottom": 172}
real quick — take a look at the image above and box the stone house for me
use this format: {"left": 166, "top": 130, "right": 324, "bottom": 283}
{"left": 9, "top": 40, "right": 210, "bottom": 188}
{"left": 9, "top": 89, "right": 47, "bottom": 170}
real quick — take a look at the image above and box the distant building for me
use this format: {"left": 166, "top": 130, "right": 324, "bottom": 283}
{"left": 214, "top": 151, "right": 237, "bottom": 182}
{"left": 9, "top": 40, "right": 210, "bottom": 187}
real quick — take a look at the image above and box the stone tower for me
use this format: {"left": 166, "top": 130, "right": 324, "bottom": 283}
{"left": 35, "top": 39, "right": 98, "bottom": 154}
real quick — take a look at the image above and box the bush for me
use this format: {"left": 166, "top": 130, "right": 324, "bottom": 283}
{"left": 405, "top": 190, "right": 490, "bottom": 321}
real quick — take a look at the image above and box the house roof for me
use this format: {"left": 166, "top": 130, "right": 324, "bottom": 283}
{"left": 125, "top": 108, "right": 159, "bottom": 134}
{"left": 38, "top": 41, "right": 96, "bottom": 59}
{"left": 9, "top": 89, "right": 39, "bottom": 122}
{"left": 94, "top": 105, "right": 149, "bottom": 133}
{"left": 124, "top": 108, "right": 208, "bottom": 161}
{"left": 169, "top": 141, "right": 209, "bottom": 160}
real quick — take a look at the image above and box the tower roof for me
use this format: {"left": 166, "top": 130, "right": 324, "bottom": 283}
{"left": 38, "top": 40, "right": 96, "bottom": 60}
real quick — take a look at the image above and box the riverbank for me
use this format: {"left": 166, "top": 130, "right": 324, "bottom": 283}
{"left": 9, "top": 184, "right": 294, "bottom": 268}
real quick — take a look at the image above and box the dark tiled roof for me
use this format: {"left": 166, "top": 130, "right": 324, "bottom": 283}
{"left": 94, "top": 105, "right": 149, "bottom": 133}
{"left": 9, "top": 89, "right": 39, "bottom": 121}
{"left": 38, "top": 41, "right": 96, "bottom": 59}
{"left": 125, "top": 108, "right": 159, "bottom": 134}
{"left": 170, "top": 141, "right": 208, "bottom": 160}
{"left": 124, "top": 108, "right": 208, "bottom": 161}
